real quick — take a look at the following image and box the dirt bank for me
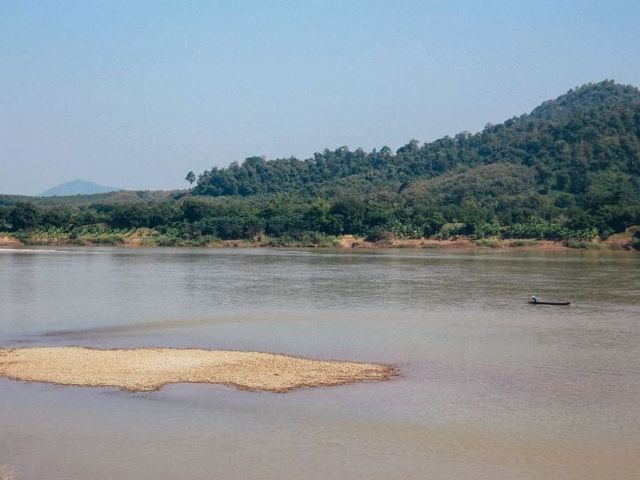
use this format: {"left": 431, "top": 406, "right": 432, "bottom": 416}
{"left": 0, "top": 236, "right": 21, "bottom": 247}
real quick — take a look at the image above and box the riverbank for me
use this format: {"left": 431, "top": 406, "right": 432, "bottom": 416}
{"left": 0, "top": 235, "right": 21, "bottom": 248}
{"left": 1, "top": 230, "right": 637, "bottom": 251}
{"left": 0, "top": 347, "right": 394, "bottom": 393}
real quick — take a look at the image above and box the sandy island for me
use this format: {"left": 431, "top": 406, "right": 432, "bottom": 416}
{"left": 0, "top": 347, "right": 393, "bottom": 393}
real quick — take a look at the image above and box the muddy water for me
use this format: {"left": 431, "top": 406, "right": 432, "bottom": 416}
{"left": 1, "top": 247, "right": 639, "bottom": 479}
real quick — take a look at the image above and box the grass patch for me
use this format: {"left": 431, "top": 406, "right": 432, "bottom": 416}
{"left": 508, "top": 239, "right": 539, "bottom": 247}
{"left": 154, "top": 235, "right": 188, "bottom": 247}
{"left": 78, "top": 233, "right": 124, "bottom": 245}
{"left": 474, "top": 238, "right": 502, "bottom": 248}
{"left": 565, "top": 240, "right": 604, "bottom": 250}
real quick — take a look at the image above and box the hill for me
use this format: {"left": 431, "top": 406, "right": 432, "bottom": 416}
{"left": 190, "top": 80, "right": 640, "bottom": 237}
{"left": 193, "top": 81, "right": 640, "bottom": 197}
{"left": 39, "top": 179, "right": 121, "bottom": 197}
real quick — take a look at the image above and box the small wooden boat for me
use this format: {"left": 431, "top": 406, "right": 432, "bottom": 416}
{"left": 528, "top": 300, "right": 570, "bottom": 306}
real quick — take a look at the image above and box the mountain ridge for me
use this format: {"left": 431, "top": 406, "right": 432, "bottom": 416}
{"left": 39, "top": 179, "right": 121, "bottom": 197}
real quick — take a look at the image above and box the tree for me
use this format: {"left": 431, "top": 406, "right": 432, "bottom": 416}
{"left": 109, "top": 204, "right": 151, "bottom": 229}
{"left": 10, "top": 203, "right": 40, "bottom": 231}
{"left": 185, "top": 171, "right": 196, "bottom": 185}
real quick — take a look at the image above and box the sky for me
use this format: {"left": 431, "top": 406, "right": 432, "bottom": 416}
{"left": 1, "top": 1, "right": 639, "bottom": 195}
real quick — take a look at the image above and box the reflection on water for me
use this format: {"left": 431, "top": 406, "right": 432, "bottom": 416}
{"left": 1, "top": 247, "right": 639, "bottom": 479}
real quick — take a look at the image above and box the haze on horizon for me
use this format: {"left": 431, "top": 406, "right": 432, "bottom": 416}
{"left": 1, "top": 1, "right": 639, "bottom": 196}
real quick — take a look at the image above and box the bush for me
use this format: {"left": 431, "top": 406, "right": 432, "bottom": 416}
{"left": 436, "top": 223, "right": 466, "bottom": 239}
{"left": 366, "top": 226, "right": 394, "bottom": 243}
{"left": 474, "top": 238, "right": 501, "bottom": 248}
{"left": 503, "top": 222, "right": 597, "bottom": 241}
{"left": 509, "top": 239, "right": 539, "bottom": 247}
{"left": 472, "top": 223, "right": 502, "bottom": 238}
{"left": 564, "top": 239, "right": 603, "bottom": 249}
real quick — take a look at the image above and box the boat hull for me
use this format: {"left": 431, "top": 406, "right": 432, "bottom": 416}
{"left": 528, "top": 301, "right": 571, "bottom": 306}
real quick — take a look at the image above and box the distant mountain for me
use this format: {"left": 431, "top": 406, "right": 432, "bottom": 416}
{"left": 39, "top": 180, "right": 121, "bottom": 197}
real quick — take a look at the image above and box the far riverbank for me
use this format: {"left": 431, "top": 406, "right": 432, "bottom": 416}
{"left": 1, "top": 231, "right": 637, "bottom": 252}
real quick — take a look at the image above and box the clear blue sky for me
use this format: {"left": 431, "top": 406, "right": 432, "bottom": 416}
{"left": 1, "top": 0, "right": 639, "bottom": 195}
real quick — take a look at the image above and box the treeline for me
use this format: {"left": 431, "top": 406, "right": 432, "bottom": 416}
{"left": 0, "top": 194, "right": 622, "bottom": 246}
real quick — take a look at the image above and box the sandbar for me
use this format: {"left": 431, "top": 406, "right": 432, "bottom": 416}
{"left": 0, "top": 347, "right": 393, "bottom": 392}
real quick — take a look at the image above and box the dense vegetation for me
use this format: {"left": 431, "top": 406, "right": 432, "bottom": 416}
{"left": 2, "top": 81, "right": 640, "bottom": 248}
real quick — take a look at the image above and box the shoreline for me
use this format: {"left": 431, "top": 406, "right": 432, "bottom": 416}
{"left": 1, "top": 233, "right": 636, "bottom": 252}
{"left": 0, "top": 347, "right": 395, "bottom": 393}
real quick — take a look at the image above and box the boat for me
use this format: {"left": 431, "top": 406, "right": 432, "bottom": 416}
{"left": 528, "top": 300, "right": 570, "bottom": 306}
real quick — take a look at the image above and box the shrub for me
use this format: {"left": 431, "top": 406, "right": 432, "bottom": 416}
{"left": 474, "top": 238, "right": 501, "bottom": 248}
{"left": 509, "top": 239, "right": 539, "bottom": 247}
{"left": 366, "top": 226, "right": 394, "bottom": 243}
{"left": 565, "top": 239, "right": 603, "bottom": 249}
{"left": 436, "top": 223, "right": 466, "bottom": 239}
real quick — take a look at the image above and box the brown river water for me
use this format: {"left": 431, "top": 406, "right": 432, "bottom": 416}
{"left": 1, "top": 247, "right": 639, "bottom": 479}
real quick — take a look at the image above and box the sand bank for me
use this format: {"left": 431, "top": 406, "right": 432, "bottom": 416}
{"left": 0, "top": 347, "right": 393, "bottom": 392}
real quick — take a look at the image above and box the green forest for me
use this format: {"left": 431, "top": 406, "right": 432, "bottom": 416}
{"left": 2, "top": 81, "right": 640, "bottom": 248}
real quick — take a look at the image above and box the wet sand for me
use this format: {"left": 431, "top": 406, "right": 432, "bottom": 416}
{"left": 0, "top": 347, "right": 393, "bottom": 392}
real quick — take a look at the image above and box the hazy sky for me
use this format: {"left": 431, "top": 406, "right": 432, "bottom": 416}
{"left": 1, "top": 1, "right": 639, "bottom": 195}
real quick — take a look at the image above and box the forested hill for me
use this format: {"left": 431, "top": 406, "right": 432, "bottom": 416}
{"left": 193, "top": 81, "right": 640, "bottom": 200}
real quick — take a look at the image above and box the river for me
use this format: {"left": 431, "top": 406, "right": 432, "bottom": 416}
{"left": 1, "top": 247, "right": 638, "bottom": 479}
